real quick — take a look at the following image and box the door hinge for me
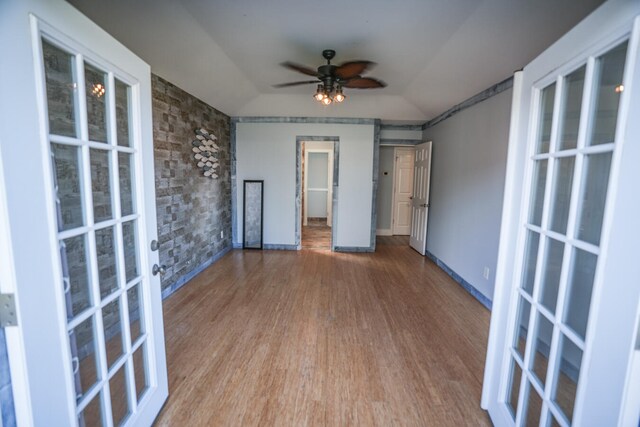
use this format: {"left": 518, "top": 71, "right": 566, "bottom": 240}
{"left": 0, "top": 293, "right": 17, "bottom": 327}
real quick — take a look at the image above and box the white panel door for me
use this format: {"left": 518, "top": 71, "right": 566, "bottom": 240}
{"left": 392, "top": 148, "right": 415, "bottom": 235}
{"left": 409, "top": 141, "right": 433, "bottom": 255}
{"left": 0, "top": 1, "right": 168, "bottom": 426}
{"left": 483, "top": 2, "right": 640, "bottom": 426}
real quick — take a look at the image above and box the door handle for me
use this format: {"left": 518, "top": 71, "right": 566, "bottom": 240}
{"left": 409, "top": 196, "right": 413, "bottom": 200}
{"left": 152, "top": 264, "right": 167, "bottom": 276}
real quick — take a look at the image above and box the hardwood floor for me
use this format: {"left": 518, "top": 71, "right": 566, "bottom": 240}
{"left": 155, "top": 236, "right": 492, "bottom": 426}
{"left": 302, "top": 219, "right": 332, "bottom": 250}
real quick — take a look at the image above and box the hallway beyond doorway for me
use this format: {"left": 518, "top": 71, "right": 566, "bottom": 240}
{"left": 302, "top": 218, "right": 331, "bottom": 250}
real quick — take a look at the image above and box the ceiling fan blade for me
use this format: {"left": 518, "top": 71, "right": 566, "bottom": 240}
{"left": 342, "top": 77, "right": 386, "bottom": 89}
{"left": 272, "top": 80, "right": 319, "bottom": 88}
{"left": 335, "top": 61, "right": 374, "bottom": 79}
{"left": 280, "top": 62, "right": 318, "bottom": 77}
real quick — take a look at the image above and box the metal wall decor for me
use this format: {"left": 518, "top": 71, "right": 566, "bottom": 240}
{"left": 191, "top": 128, "right": 220, "bottom": 178}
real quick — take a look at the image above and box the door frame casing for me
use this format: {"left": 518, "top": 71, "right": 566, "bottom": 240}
{"left": 390, "top": 147, "right": 415, "bottom": 235}
{"left": 295, "top": 137, "right": 339, "bottom": 251}
{"left": 482, "top": 2, "right": 640, "bottom": 425}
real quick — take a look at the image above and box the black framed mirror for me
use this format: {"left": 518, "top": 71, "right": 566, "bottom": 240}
{"left": 243, "top": 180, "right": 264, "bottom": 249}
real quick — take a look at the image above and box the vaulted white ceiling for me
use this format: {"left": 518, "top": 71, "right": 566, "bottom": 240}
{"left": 69, "top": 0, "right": 604, "bottom": 121}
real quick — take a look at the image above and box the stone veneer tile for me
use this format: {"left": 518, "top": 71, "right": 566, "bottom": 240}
{"left": 151, "top": 74, "right": 232, "bottom": 292}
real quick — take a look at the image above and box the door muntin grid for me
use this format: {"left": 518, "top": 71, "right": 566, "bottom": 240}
{"left": 41, "top": 34, "right": 152, "bottom": 426}
{"left": 500, "top": 39, "right": 629, "bottom": 426}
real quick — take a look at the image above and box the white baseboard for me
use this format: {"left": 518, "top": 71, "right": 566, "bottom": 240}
{"left": 376, "top": 229, "right": 393, "bottom": 236}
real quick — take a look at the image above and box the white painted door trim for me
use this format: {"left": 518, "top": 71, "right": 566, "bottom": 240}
{"left": 391, "top": 147, "right": 415, "bottom": 235}
{"left": 0, "top": 143, "right": 32, "bottom": 427}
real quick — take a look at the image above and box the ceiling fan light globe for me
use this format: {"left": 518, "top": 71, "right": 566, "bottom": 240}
{"left": 314, "top": 84, "right": 326, "bottom": 101}
{"left": 334, "top": 93, "right": 345, "bottom": 102}
{"left": 321, "top": 96, "right": 332, "bottom": 105}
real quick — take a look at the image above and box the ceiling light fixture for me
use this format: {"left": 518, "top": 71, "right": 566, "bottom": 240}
{"left": 313, "top": 83, "right": 346, "bottom": 105}
{"left": 276, "top": 49, "right": 386, "bottom": 106}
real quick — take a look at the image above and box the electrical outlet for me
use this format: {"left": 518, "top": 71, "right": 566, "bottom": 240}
{"left": 220, "top": 230, "right": 224, "bottom": 239}
{"left": 483, "top": 267, "right": 490, "bottom": 280}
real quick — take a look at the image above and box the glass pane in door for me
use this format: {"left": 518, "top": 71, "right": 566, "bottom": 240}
{"left": 536, "top": 84, "right": 556, "bottom": 154}
{"left": 576, "top": 152, "right": 612, "bottom": 245}
{"left": 61, "top": 235, "right": 92, "bottom": 319}
{"left": 127, "top": 284, "right": 144, "bottom": 345}
{"left": 588, "top": 42, "right": 628, "bottom": 146}
{"left": 524, "top": 382, "right": 543, "bottom": 426}
{"left": 78, "top": 392, "right": 104, "bottom": 427}
{"left": 552, "top": 334, "right": 583, "bottom": 423}
{"left": 531, "top": 313, "right": 553, "bottom": 387}
{"left": 507, "top": 358, "right": 523, "bottom": 418}
{"left": 84, "top": 63, "right": 109, "bottom": 143}
{"left": 119, "top": 153, "right": 135, "bottom": 216}
{"left": 70, "top": 316, "right": 100, "bottom": 401}
{"left": 132, "top": 343, "right": 149, "bottom": 403}
{"left": 520, "top": 231, "right": 540, "bottom": 296}
{"left": 52, "top": 144, "right": 84, "bottom": 231}
{"left": 42, "top": 40, "right": 79, "bottom": 138}
{"left": 558, "top": 66, "right": 586, "bottom": 151}
{"left": 549, "top": 157, "right": 575, "bottom": 235}
{"left": 103, "top": 298, "right": 124, "bottom": 369}
{"left": 109, "top": 366, "right": 131, "bottom": 425}
{"left": 513, "top": 297, "right": 532, "bottom": 359}
{"left": 90, "top": 149, "right": 113, "bottom": 223}
{"left": 115, "top": 79, "right": 132, "bottom": 147}
{"left": 563, "top": 249, "right": 597, "bottom": 339}
{"left": 529, "top": 160, "right": 548, "bottom": 226}
{"left": 96, "top": 226, "right": 118, "bottom": 299}
{"left": 539, "top": 238, "right": 564, "bottom": 314}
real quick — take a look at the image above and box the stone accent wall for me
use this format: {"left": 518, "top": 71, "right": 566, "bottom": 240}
{"left": 151, "top": 75, "right": 232, "bottom": 292}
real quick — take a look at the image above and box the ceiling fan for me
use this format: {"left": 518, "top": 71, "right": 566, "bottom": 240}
{"left": 274, "top": 49, "right": 386, "bottom": 105}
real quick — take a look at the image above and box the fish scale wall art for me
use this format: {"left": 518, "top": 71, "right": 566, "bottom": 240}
{"left": 191, "top": 128, "right": 220, "bottom": 178}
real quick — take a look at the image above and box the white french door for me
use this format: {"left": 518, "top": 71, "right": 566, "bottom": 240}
{"left": 0, "top": 1, "right": 167, "bottom": 426}
{"left": 409, "top": 141, "right": 432, "bottom": 255}
{"left": 483, "top": 2, "right": 640, "bottom": 426}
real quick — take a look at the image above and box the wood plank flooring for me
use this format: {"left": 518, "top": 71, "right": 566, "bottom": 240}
{"left": 301, "top": 221, "right": 332, "bottom": 250}
{"left": 155, "top": 236, "right": 492, "bottom": 426}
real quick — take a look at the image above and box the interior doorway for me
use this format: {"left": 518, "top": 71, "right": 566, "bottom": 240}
{"left": 391, "top": 147, "right": 415, "bottom": 235}
{"left": 300, "top": 140, "right": 335, "bottom": 250}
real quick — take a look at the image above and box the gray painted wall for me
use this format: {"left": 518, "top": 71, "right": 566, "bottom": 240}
{"left": 423, "top": 88, "right": 512, "bottom": 301}
{"left": 235, "top": 122, "right": 375, "bottom": 248}
{"left": 377, "top": 147, "right": 395, "bottom": 231}
{"left": 307, "top": 152, "right": 328, "bottom": 218}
